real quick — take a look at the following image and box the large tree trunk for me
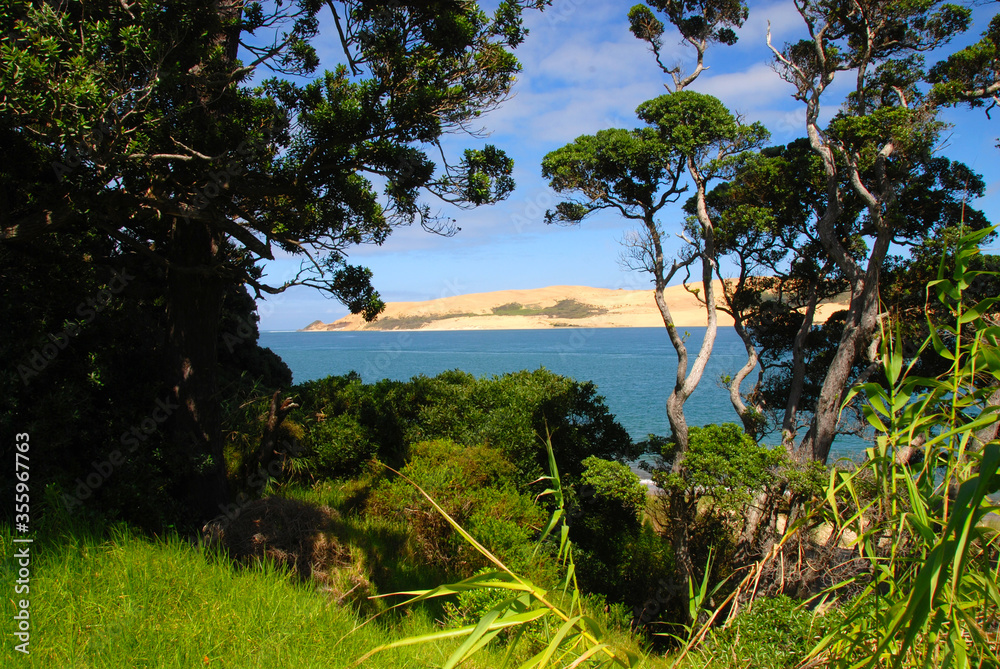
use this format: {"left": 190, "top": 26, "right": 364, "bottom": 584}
{"left": 161, "top": 0, "right": 243, "bottom": 524}
{"left": 796, "top": 231, "right": 890, "bottom": 464}
{"left": 166, "top": 216, "right": 229, "bottom": 522}
{"left": 651, "top": 173, "right": 719, "bottom": 589}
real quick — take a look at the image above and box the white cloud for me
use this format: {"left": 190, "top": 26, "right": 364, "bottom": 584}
{"left": 530, "top": 32, "right": 678, "bottom": 89}
{"left": 486, "top": 80, "right": 666, "bottom": 145}
{"left": 736, "top": 0, "right": 808, "bottom": 52}
{"left": 695, "top": 62, "right": 790, "bottom": 111}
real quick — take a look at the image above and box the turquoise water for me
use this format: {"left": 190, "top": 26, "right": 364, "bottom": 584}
{"left": 259, "top": 327, "right": 867, "bottom": 461}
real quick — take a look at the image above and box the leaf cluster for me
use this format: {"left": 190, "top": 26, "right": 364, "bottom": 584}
{"left": 653, "top": 423, "right": 786, "bottom": 512}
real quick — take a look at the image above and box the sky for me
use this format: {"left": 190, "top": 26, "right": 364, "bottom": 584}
{"left": 255, "top": 0, "right": 1000, "bottom": 331}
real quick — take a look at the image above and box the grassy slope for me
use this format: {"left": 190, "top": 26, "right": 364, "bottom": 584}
{"left": 0, "top": 485, "right": 667, "bottom": 669}
{"left": 0, "top": 522, "right": 495, "bottom": 669}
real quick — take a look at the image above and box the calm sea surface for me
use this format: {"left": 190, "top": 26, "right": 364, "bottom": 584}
{"left": 259, "top": 327, "right": 866, "bottom": 462}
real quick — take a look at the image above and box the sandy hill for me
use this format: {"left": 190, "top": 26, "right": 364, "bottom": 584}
{"left": 301, "top": 283, "right": 849, "bottom": 331}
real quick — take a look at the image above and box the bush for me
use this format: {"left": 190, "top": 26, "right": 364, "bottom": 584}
{"left": 568, "top": 457, "right": 677, "bottom": 620}
{"left": 310, "top": 414, "right": 376, "bottom": 476}
{"left": 578, "top": 455, "right": 648, "bottom": 524}
{"left": 654, "top": 423, "right": 786, "bottom": 513}
{"left": 366, "top": 439, "right": 547, "bottom": 576}
{"left": 290, "top": 368, "right": 638, "bottom": 484}
{"left": 576, "top": 522, "right": 676, "bottom": 624}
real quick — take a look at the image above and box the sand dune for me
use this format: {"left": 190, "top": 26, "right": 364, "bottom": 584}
{"left": 301, "top": 283, "right": 849, "bottom": 331}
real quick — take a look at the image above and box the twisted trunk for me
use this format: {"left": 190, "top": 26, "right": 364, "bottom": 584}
{"left": 729, "top": 314, "right": 761, "bottom": 438}
{"left": 652, "top": 169, "right": 719, "bottom": 587}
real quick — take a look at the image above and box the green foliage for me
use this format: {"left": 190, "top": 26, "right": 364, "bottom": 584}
{"left": 811, "top": 225, "right": 1000, "bottom": 667}
{"left": 443, "top": 566, "right": 523, "bottom": 629}
{"left": 310, "top": 413, "right": 376, "bottom": 476}
{"left": 543, "top": 299, "right": 608, "bottom": 319}
{"left": 569, "top": 457, "right": 678, "bottom": 616}
{"left": 292, "top": 368, "right": 637, "bottom": 483}
{"left": 699, "top": 131, "right": 990, "bottom": 439}
{"left": 579, "top": 456, "right": 648, "bottom": 522}
{"left": 636, "top": 92, "right": 768, "bottom": 167}
{"left": 929, "top": 13, "right": 1000, "bottom": 112}
{"left": 627, "top": 1, "right": 749, "bottom": 68}
{"left": 357, "top": 434, "right": 642, "bottom": 668}
{"left": 367, "top": 440, "right": 545, "bottom": 576}
{"left": 542, "top": 126, "right": 680, "bottom": 225}
{"left": 655, "top": 423, "right": 785, "bottom": 511}
{"left": 695, "top": 596, "right": 837, "bottom": 669}
{"left": 361, "top": 312, "right": 480, "bottom": 330}
{"left": 492, "top": 302, "right": 530, "bottom": 314}
{"left": 541, "top": 87, "right": 769, "bottom": 226}
{"left": 576, "top": 522, "right": 677, "bottom": 623}
{"left": 491, "top": 299, "right": 607, "bottom": 318}
{"left": 1, "top": 0, "right": 548, "bottom": 523}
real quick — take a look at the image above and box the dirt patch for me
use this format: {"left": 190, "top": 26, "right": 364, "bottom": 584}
{"left": 202, "top": 497, "right": 353, "bottom": 586}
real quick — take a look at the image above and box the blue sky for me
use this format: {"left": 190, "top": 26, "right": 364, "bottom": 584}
{"left": 255, "top": 1, "right": 1000, "bottom": 331}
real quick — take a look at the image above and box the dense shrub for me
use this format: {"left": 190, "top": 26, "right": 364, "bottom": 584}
{"left": 576, "top": 522, "right": 676, "bottom": 623}
{"left": 460, "top": 369, "right": 637, "bottom": 481}
{"left": 292, "top": 368, "right": 637, "bottom": 483}
{"left": 366, "top": 439, "right": 547, "bottom": 576}
{"left": 311, "top": 414, "right": 376, "bottom": 476}
{"left": 578, "top": 456, "right": 648, "bottom": 524}
{"left": 654, "top": 423, "right": 786, "bottom": 512}
{"left": 567, "top": 457, "right": 677, "bottom": 618}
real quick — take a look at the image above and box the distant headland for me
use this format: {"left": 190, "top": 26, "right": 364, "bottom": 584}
{"left": 300, "top": 284, "right": 849, "bottom": 332}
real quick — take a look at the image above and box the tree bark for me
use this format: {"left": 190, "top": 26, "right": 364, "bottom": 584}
{"left": 729, "top": 314, "right": 761, "bottom": 438}
{"left": 166, "top": 216, "right": 229, "bottom": 522}
{"left": 162, "top": 0, "right": 244, "bottom": 524}
{"left": 658, "top": 170, "right": 719, "bottom": 456}
{"left": 652, "top": 170, "right": 719, "bottom": 589}
{"left": 796, "top": 229, "right": 890, "bottom": 464}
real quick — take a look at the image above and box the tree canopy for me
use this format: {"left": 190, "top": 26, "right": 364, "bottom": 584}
{"left": 1, "top": 0, "right": 548, "bottom": 522}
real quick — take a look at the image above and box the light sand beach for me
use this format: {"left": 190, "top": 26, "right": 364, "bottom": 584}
{"left": 302, "top": 283, "right": 849, "bottom": 331}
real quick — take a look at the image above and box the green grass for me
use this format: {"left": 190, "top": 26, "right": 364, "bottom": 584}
{"left": 279, "top": 479, "right": 452, "bottom": 595}
{"left": 0, "top": 519, "right": 506, "bottom": 669}
{"left": 0, "top": 478, "right": 676, "bottom": 669}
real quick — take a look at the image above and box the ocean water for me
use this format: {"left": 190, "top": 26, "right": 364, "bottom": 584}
{"left": 259, "top": 327, "right": 868, "bottom": 465}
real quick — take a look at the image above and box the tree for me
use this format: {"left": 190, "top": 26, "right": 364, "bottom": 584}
{"left": 692, "top": 141, "right": 848, "bottom": 441}
{"left": 700, "top": 139, "right": 987, "bottom": 450}
{"left": 0, "top": 0, "right": 547, "bottom": 522}
{"left": 627, "top": 0, "right": 749, "bottom": 93}
{"left": 542, "top": 1, "right": 762, "bottom": 582}
{"left": 540, "top": 97, "right": 756, "bottom": 451}
{"left": 929, "top": 10, "right": 1000, "bottom": 120}
{"left": 542, "top": 94, "right": 766, "bottom": 583}
{"left": 767, "top": 0, "right": 978, "bottom": 464}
